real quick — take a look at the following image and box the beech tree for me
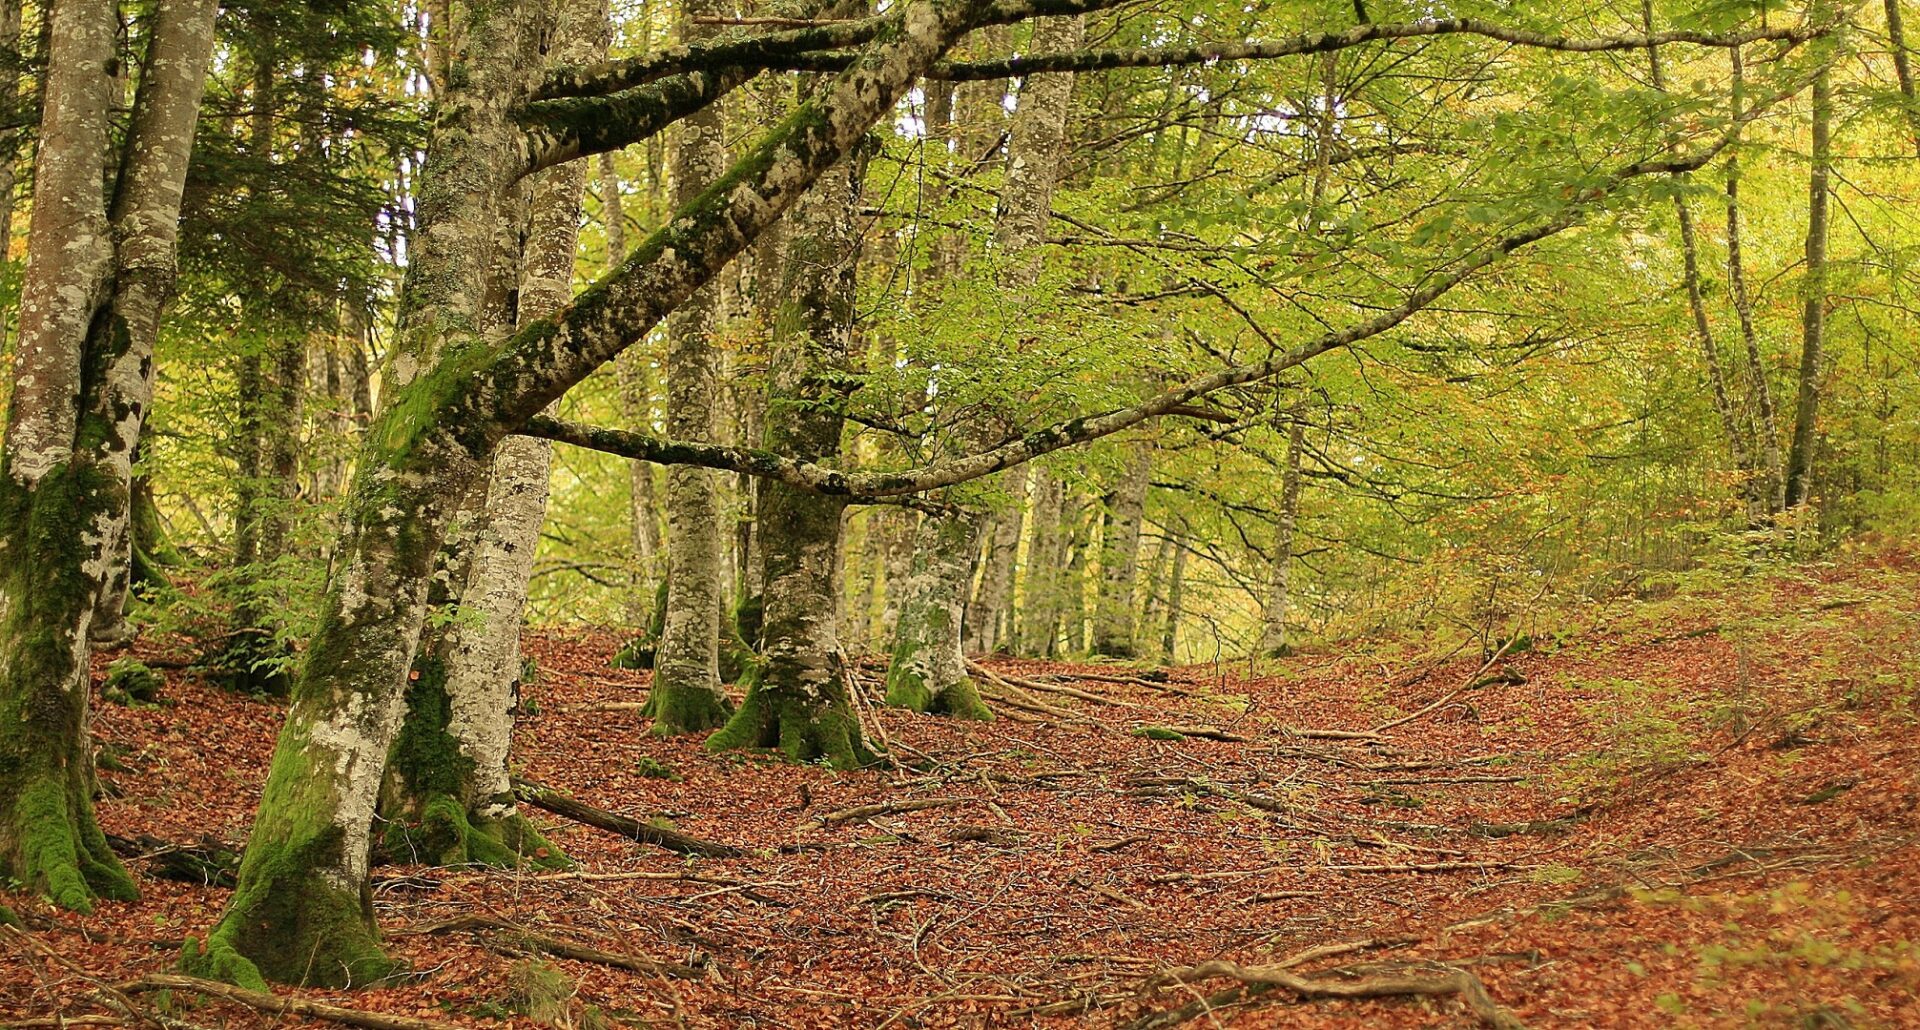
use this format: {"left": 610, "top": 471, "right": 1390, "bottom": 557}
{"left": 0, "top": 0, "right": 218, "bottom": 913}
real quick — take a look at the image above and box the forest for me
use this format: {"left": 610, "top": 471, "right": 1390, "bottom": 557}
{"left": 1, "top": 0, "right": 1918, "bottom": 1025}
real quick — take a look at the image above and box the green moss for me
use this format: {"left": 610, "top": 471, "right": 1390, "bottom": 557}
{"left": 883, "top": 664, "right": 993, "bottom": 722}
{"left": 385, "top": 794, "right": 570, "bottom": 870}
{"left": 706, "top": 666, "right": 877, "bottom": 769}
{"left": 632, "top": 756, "right": 680, "bottom": 781}
{"left": 102, "top": 658, "right": 163, "bottom": 705}
{"left": 386, "top": 656, "right": 473, "bottom": 803}
{"left": 1133, "top": 726, "right": 1188, "bottom": 742}
{"left": 641, "top": 680, "right": 733, "bottom": 736}
{"left": 180, "top": 823, "right": 394, "bottom": 989}
{"left": 13, "top": 777, "right": 137, "bottom": 913}
{"left": 0, "top": 903, "right": 18, "bottom": 927}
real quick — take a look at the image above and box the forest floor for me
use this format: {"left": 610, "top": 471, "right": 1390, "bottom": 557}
{"left": 6, "top": 548, "right": 1920, "bottom": 1028}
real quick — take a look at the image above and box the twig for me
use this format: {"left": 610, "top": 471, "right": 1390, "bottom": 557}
{"left": 1132, "top": 959, "right": 1524, "bottom": 1030}
{"left": 404, "top": 915, "right": 704, "bottom": 978}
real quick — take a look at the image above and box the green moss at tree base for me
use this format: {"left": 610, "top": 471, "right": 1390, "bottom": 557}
{"left": 382, "top": 795, "right": 571, "bottom": 870}
{"left": 706, "top": 667, "right": 877, "bottom": 769}
{"left": 8, "top": 775, "right": 138, "bottom": 914}
{"left": 180, "top": 825, "right": 394, "bottom": 989}
{"left": 641, "top": 681, "right": 733, "bottom": 736}
{"left": 883, "top": 668, "right": 994, "bottom": 722}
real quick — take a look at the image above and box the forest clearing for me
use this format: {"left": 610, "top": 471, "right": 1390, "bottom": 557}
{"left": 2, "top": 0, "right": 1919, "bottom": 1025}
{"left": 4, "top": 552, "right": 1919, "bottom": 1027}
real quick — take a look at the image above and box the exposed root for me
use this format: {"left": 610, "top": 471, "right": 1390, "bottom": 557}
{"left": 122, "top": 973, "right": 465, "bottom": 1030}
{"left": 407, "top": 914, "right": 705, "bottom": 979}
{"left": 1130, "top": 958, "right": 1525, "bottom": 1030}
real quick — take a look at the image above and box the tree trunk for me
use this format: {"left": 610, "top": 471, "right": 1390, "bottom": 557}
{"left": 1159, "top": 533, "right": 1186, "bottom": 663}
{"left": 1258, "top": 418, "right": 1305, "bottom": 656}
{"left": 1019, "top": 468, "right": 1065, "bottom": 656}
{"left": 648, "top": 0, "right": 734, "bottom": 733}
{"left": 1887, "top": 0, "right": 1920, "bottom": 154}
{"left": 381, "top": 0, "right": 604, "bottom": 871}
{"left": 1783, "top": 65, "right": 1832, "bottom": 511}
{"left": 1091, "top": 443, "right": 1150, "bottom": 657}
{"left": 193, "top": 0, "right": 980, "bottom": 986}
{"left": 709, "top": 100, "right": 873, "bottom": 765}
{"left": 964, "top": 464, "right": 1026, "bottom": 653}
{"left": 1641, "top": 0, "right": 1754, "bottom": 511}
{"left": 1061, "top": 491, "right": 1090, "bottom": 654}
{"left": 887, "top": 12, "right": 1080, "bottom": 712}
{"left": 1726, "top": 48, "right": 1783, "bottom": 513}
{"left": 0, "top": 0, "right": 215, "bottom": 914}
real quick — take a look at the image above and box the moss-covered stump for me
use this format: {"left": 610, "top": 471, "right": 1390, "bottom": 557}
{"left": 102, "top": 657, "right": 163, "bottom": 705}
{"left": 179, "top": 824, "right": 395, "bottom": 990}
{"left": 705, "top": 667, "right": 877, "bottom": 769}
{"left": 381, "top": 795, "right": 570, "bottom": 870}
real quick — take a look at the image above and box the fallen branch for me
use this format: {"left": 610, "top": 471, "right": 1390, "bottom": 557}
{"left": 120, "top": 974, "right": 466, "bottom": 1030}
{"left": 1132, "top": 724, "right": 1249, "bottom": 742}
{"left": 800, "top": 797, "right": 969, "bottom": 830}
{"left": 408, "top": 915, "right": 704, "bottom": 979}
{"left": 977, "top": 666, "right": 1139, "bottom": 707}
{"left": 512, "top": 778, "right": 743, "bottom": 858}
{"left": 1371, "top": 637, "right": 1526, "bottom": 734}
{"left": 1325, "top": 860, "right": 1519, "bottom": 874}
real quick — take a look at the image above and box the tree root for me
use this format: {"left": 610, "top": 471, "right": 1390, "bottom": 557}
{"left": 120, "top": 974, "right": 465, "bottom": 1030}
{"left": 1129, "top": 958, "right": 1525, "bottom": 1030}
{"left": 510, "top": 779, "right": 742, "bottom": 858}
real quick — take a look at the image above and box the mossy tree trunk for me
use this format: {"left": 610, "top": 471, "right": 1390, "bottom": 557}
{"left": 648, "top": 0, "right": 734, "bottom": 734}
{"left": 1783, "top": 62, "right": 1832, "bottom": 512}
{"left": 193, "top": 0, "right": 985, "bottom": 987}
{"left": 0, "top": 0, "right": 216, "bottom": 914}
{"left": 1090, "top": 442, "right": 1150, "bottom": 658}
{"left": 710, "top": 87, "right": 874, "bottom": 766}
{"left": 381, "top": 1, "right": 603, "bottom": 870}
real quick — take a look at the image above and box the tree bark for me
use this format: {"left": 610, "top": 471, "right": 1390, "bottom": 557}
{"left": 1887, "top": 0, "right": 1920, "bottom": 154}
{"left": 648, "top": 0, "right": 735, "bottom": 734}
{"left": 1783, "top": 64, "right": 1832, "bottom": 511}
{"left": 1091, "top": 442, "right": 1150, "bottom": 657}
{"left": 1159, "top": 532, "right": 1187, "bottom": 663}
{"left": 1019, "top": 469, "right": 1065, "bottom": 656}
{"left": 383, "top": 0, "right": 605, "bottom": 872}
{"left": 0, "top": 0, "right": 216, "bottom": 914}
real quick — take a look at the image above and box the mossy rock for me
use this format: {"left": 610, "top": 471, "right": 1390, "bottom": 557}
{"left": 102, "top": 658, "right": 163, "bottom": 706}
{"left": 633, "top": 756, "right": 681, "bottom": 781}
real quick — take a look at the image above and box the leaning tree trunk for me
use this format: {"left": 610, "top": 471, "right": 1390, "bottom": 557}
{"left": 0, "top": 0, "right": 215, "bottom": 914}
{"left": 709, "top": 111, "right": 873, "bottom": 767}
{"left": 1258, "top": 417, "right": 1305, "bottom": 656}
{"left": 647, "top": 0, "right": 734, "bottom": 733}
{"left": 1090, "top": 442, "right": 1150, "bottom": 657}
{"left": 379, "top": 0, "right": 603, "bottom": 871}
{"left": 886, "top": 12, "right": 1081, "bottom": 716}
{"left": 189, "top": 0, "right": 980, "bottom": 987}
{"left": 1783, "top": 64, "right": 1832, "bottom": 512}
